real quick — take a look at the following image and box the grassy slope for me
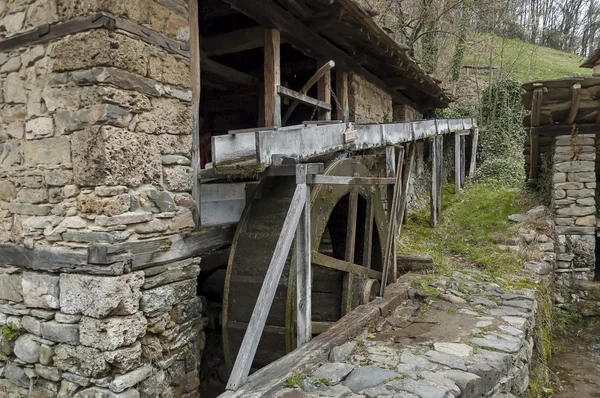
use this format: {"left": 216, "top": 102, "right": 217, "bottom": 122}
{"left": 463, "top": 33, "right": 587, "bottom": 83}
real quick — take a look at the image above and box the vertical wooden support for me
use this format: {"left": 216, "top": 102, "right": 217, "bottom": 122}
{"left": 227, "top": 184, "right": 307, "bottom": 391}
{"left": 396, "top": 143, "right": 416, "bottom": 246}
{"left": 318, "top": 60, "right": 332, "bottom": 121}
{"left": 454, "top": 132, "right": 461, "bottom": 193}
{"left": 362, "top": 186, "right": 375, "bottom": 270}
{"left": 437, "top": 136, "right": 443, "bottom": 220}
{"left": 264, "top": 29, "right": 281, "bottom": 128}
{"left": 529, "top": 87, "right": 543, "bottom": 182}
{"left": 188, "top": 0, "right": 202, "bottom": 227}
{"left": 430, "top": 137, "right": 439, "bottom": 227}
{"left": 460, "top": 134, "right": 466, "bottom": 186}
{"left": 295, "top": 165, "right": 311, "bottom": 347}
{"left": 567, "top": 83, "right": 582, "bottom": 124}
{"left": 336, "top": 71, "right": 349, "bottom": 122}
{"left": 469, "top": 129, "right": 479, "bottom": 177}
{"left": 342, "top": 175, "right": 359, "bottom": 315}
{"left": 386, "top": 146, "right": 396, "bottom": 219}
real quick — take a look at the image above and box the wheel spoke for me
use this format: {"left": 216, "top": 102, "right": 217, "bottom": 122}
{"left": 312, "top": 251, "right": 382, "bottom": 280}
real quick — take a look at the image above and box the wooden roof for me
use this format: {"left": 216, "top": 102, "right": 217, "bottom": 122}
{"left": 209, "top": 0, "right": 450, "bottom": 110}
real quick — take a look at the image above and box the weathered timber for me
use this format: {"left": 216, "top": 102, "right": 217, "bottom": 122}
{"left": 568, "top": 83, "right": 582, "bottom": 124}
{"left": 342, "top": 182, "right": 359, "bottom": 315}
{"left": 265, "top": 29, "right": 282, "bottom": 127}
{"left": 318, "top": 60, "right": 332, "bottom": 121}
{"left": 282, "top": 60, "right": 336, "bottom": 125}
{"left": 189, "top": 0, "right": 202, "bottom": 227}
{"left": 277, "top": 86, "right": 332, "bottom": 111}
{"left": 528, "top": 88, "right": 543, "bottom": 181}
{"left": 295, "top": 165, "right": 312, "bottom": 347}
{"left": 396, "top": 253, "right": 433, "bottom": 272}
{"left": 203, "top": 27, "right": 266, "bottom": 56}
{"left": 201, "top": 183, "right": 247, "bottom": 226}
{"left": 309, "top": 175, "right": 396, "bottom": 185}
{"left": 532, "top": 124, "right": 600, "bottom": 136}
{"left": 395, "top": 142, "right": 415, "bottom": 259}
{"left": 454, "top": 132, "right": 461, "bottom": 192}
{"left": 86, "top": 225, "right": 236, "bottom": 268}
{"left": 337, "top": 71, "right": 350, "bottom": 122}
{"left": 312, "top": 252, "right": 383, "bottom": 280}
{"left": 362, "top": 186, "right": 375, "bottom": 270}
{"left": 203, "top": 57, "right": 259, "bottom": 86}
{"left": 469, "top": 129, "right": 479, "bottom": 177}
{"left": 226, "top": 184, "right": 307, "bottom": 391}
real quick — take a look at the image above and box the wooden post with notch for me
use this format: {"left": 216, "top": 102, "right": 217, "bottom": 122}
{"left": 318, "top": 60, "right": 332, "bottom": 121}
{"left": 454, "top": 131, "right": 461, "bottom": 193}
{"left": 264, "top": 29, "right": 281, "bottom": 127}
{"left": 529, "top": 86, "right": 543, "bottom": 182}
{"left": 295, "top": 165, "right": 312, "bottom": 347}
{"left": 188, "top": 0, "right": 201, "bottom": 227}
{"left": 469, "top": 129, "right": 479, "bottom": 177}
{"left": 336, "top": 71, "right": 349, "bottom": 122}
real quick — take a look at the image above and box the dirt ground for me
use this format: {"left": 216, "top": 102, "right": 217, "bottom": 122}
{"left": 552, "top": 321, "right": 600, "bottom": 398}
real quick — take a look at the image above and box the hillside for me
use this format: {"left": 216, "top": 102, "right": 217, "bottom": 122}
{"left": 463, "top": 33, "right": 587, "bottom": 83}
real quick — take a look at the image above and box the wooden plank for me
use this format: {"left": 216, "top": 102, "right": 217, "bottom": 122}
{"left": 529, "top": 88, "right": 543, "bottom": 181}
{"left": 277, "top": 86, "right": 332, "bottom": 111}
{"left": 312, "top": 252, "right": 382, "bottom": 280}
{"left": 201, "top": 183, "right": 247, "bottom": 226}
{"left": 430, "top": 137, "right": 439, "bottom": 227}
{"left": 212, "top": 132, "right": 258, "bottom": 170}
{"left": 189, "top": 0, "right": 202, "bottom": 228}
{"left": 386, "top": 146, "right": 396, "bottom": 227}
{"left": 264, "top": 29, "right": 282, "bottom": 128}
{"left": 203, "top": 27, "right": 265, "bottom": 56}
{"left": 295, "top": 165, "right": 312, "bottom": 347}
{"left": 337, "top": 71, "right": 349, "bottom": 122}
{"left": 460, "top": 135, "right": 466, "bottom": 186}
{"left": 282, "top": 61, "right": 335, "bottom": 125}
{"left": 226, "top": 184, "right": 307, "bottom": 391}
{"left": 309, "top": 176, "right": 396, "bottom": 185}
{"left": 469, "top": 129, "right": 479, "bottom": 177}
{"left": 362, "top": 186, "right": 375, "bottom": 270}
{"left": 454, "top": 132, "right": 461, "bottom": 193}
{"left": 436, "top": 136, "right": 443, "bottom": 221}
{"left": 395, "top": 143, "right": 415, "bottom": 259}
{"left": 311, "top": 321, "right": 334, "bottom": 334}
{"left": 318, "top": 60, "right": 332, "bottom": 121}
{"left": 568, "top": 83, "right": 582, "bottom": 124}
{"left": 342, "top": 181, "right": 359, "bottom": 315}
{"left": 202, "top": 57, "right": 259, "bottom": 86}
{"left": 91, "top": 225, "right": 236, "bottom": 268}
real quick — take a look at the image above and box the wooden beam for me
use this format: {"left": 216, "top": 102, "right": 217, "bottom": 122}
{"left": 312, "top": 252, "right": 382, "bottom": 280}
{"left": 277, "top": 86, "right": 332, "bottom": 111}
{"left": 469, "top": 129, "right": 479, "bottom": 177}
{"left": 337, "top": 71, "right": 349, "bottom": 122}
{"left": 226, "top": 184, "right": 307, "bottom": 391}
{"left": 395, "top": 142, "right": 415, "bottom": 253}
{"left": 264, "top": 29, "right": 282, "bottom": 128}
{"left": 568, "top": 83, "right": 582, "bottom": 124}
{"left": 202, "top": 57, "right": 259, "bottom": 86}
{"left": 189, "top": 0, "right": 202, "bottom": 228}
{"left": 203, "top": 27, "right": 265, "bottom": 56}
{"left": 295, "top": 165, "right": 312, "bottom": 347}
{"left": 454, "top": 132, "right": 461, "bottom": 193}
{"left": 534, "top": 124, "right": 600, "bottom": 136}
{"left": 309, "top": 175, "right": 396, "bottom": 185}
{"left": 528, "top": 88, "right": 543, "bottom": 181}
{"left": 342, "top": 179, "right": 359, "bottom": 315}
{"left": 282, "top": 60, "right": 335, "bottom": 125}
{"left": 318, "top": 60, "right": 332, "bottom": 121}
{"left": 362, "top": 186, "right": 375, "bottom": 270}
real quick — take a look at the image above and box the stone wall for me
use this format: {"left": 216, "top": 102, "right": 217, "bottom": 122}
{"left": 550, "top": 134, "right": 598, "bottom": 310}
{"left": 0, "top": 1, "right": 209, "bottom": 397}
{"left": 348, "top": 74, "right": 393, "bottom": 123}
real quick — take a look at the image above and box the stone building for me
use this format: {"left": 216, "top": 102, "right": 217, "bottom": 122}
{"left": 0, "top": 0, "right": 457, "bottom": 397}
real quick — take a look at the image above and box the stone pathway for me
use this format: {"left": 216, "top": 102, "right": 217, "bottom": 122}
{"left": 276, "top": 269, "right": 539, "bottom": 398}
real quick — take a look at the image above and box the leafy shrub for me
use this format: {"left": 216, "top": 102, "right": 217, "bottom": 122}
{"left": 435, "top": 104, "right": 472, "bottom": 119}
{"left": 476, "top": 157, "right": 525, "bottom": 186}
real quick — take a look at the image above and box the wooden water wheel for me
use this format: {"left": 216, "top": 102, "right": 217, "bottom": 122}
{"left": 222, "top": 157, "right": 389, "bottom": 372}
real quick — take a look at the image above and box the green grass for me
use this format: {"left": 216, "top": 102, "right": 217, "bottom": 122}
{"left": 398, "top": 181, "right": 535, "bottom": 283}
{"left": 464, "top": 33, "right": 586, "bottom": 83}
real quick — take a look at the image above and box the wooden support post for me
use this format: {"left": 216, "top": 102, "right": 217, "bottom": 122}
{"left": 529, "top": 87, "right": 543, "bottom": 182}
{"left": 342, "top": 174, "right": 359, "bottom": 315}
{"left": 437, "top": 136, "right": 443, "bottom": 220}
{"left": 430, "top": 137, "right": 439, "bottom": 227}
{"left": 318, "top": 60, "right": 332, "bottom": 121}
{"left": 264, "top": 29, "right": 281, "bottom": 128}
{"left": 567, "top": 83, "right": 582, "bottom": 124}
{"left": 385, "top": 146, "right": 396, "bottom": 220}
{"left": 454, "top": 131, "right": 461, "bottom": 193}
{"left": 226, "top": 184, "right": 307, "bottom": 391}
{"left": 396, "top": 143, "right": 416, "bottom": 249}
{"left": 362, "top": 186, "right": 375, "bottom": 270}
{"left": 460, "top": 134, "right": 466, "bottom": 186}
{"left": 295, "top": 165, "right": 312, "bottom": 347}
{"left": 188, "top": 0, "right": 202, "bottom": 227}
{"left": 469, "top": 129, "right": 479, "bottom": 177}
{"left": 336, "top": 71, "right": 349, "bottom": 122}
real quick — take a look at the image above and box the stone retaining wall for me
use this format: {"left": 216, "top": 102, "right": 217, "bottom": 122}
{"left": 349, "top": 74, "right": 393, "bottom": 123}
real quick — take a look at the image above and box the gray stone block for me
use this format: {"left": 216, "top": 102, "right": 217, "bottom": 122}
{"left": 441, "top": 370, "right": 484, "bottom": 397}
{"left": 80, "top": 313, "right": 146, "bottom": 351}
{"left": 425, "top": 350, "right": 467, "bottom": 371}
{"left": 13, "top": 334, "right": 40, "bottom": 363}
{"left": 22, "top": 272, "right": 60, "bottom": 309}
{"left": 342, "top": 366, "right": 400, "bottom": 393}
{"left": 313, "top": 362, "right": 355, "bottom": 384}
{"left": 329, "top": 341, "right": 357, "bottom": 362}
{"left": 41, "top": 321, "right": 80, "bottom": 344}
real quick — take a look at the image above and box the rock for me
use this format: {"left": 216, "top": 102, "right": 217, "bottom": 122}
{"left": 433, "top": 343, "right": 474, "bottom": 358}
{"left": 39, "top": 344, "right": 53, "bottom": 365}
{"left": 365, "top": 344, "right": 401, "bottom": 368}
{"left": 329, "top": 341, "right": 357, "bottom": 362}
{"left": 60, "top": 273, "right": 144, "bottom": 318}
{"left": 441, "top": 370, "right": 484, "bottom": 397}
{"left": 104, "top": 342, "right": 143, "bottom": 373}
{"left": 141, "top": 279, "right": 197, "bottom": 316}
{"left": 22, "top": 272, "right": 60, "bottom": 309}
{"left": 23, "top": 136, "right": 71, "bottom": 165}
{"left": 14, "top": 334, "right": 41, "bottom": 363}
{"left": 95, "top": 186, "right": 129, "bottom": 197}
{"left": 30, "top": 309, "right": 55, "bottom": 320}
{"left": 425, "top": 350, "right": 467, "bottom": 371}
{"left": 419, "top": 371, "right": 461, "bottom": 396}
{"left": 361, "top": 386, "right": 392, "bottom": 397}
{"left": 0, "top": 141, "right": 22, "bottom": 167}
{"left": 471, "top": 333, "right": 521, "bottom": 354}
{"left": 303, "top": 377, "right": 330, "bottom": 393}
{"left": 95, "top": 212, "right": 153, "bottom": 227}
{"left": 313, "top": 362, "right": 355, "bottom": 384}
{"left": 62, "top": 230, "right": 132, "bottom": 244}
{"left": 472, "top": 297, "right": 498, "bottom": 307}
{"left": 396, "top": 363, "right": 418, "bottom": 379}
{"left": 162, "top": 155, "right": 191, "bottom": 166}
{"left": 26, "top": 117, "right": 55, "bottom": 140}
{"left": 0, "top": 180, "right": 16, "bottom": 203}
{"left": 22, "top": 315, "right": 41, "bottom": 335}
{"left": 440, "top": 293, "right": 467, "bottom": 304}
{"left": 0, "top": 267, "right": 23, "bottom": 302}
{"left": 342, "top": 366, "right": 400, "bottom": 393}
{"left": 58, "top": 380, "right": 80, "bottom": 397}
{"left": 73, "top": 387, "right": 140, "bottom": 398}
{"left": 1, "top": 56, "right": 21, "bottom": 73}
{"left": 15, "top": 187, "right": 48, "bottom": 204}
{"left": 503, "top": 300, "right": 534, "bottom": 311}
{"left": 134, "top": 219, "right": 169, "bottom": 234}
{"left": 144, "top": 188, "right": 176, "bottom": 212}
{"left": 4, "top": 363, "right": 30, "bottom": 388}
{"left": 54, "top": 344, "right": 109, "bottom": 378}
{"left": 55, "top": 313, "right": 82, "bottom": 324}
{"left": 108, "top": 365, "right": 152, "bottom": 393}
{"left": 4, "top": 73, "right": 26, "bottom": 104}
{"left": 523, "top": 261, "right": 552, "bottom": 275}
{"left": 321, "top": 384, "right": 362, "bottom": 397}
{"left": 498, "top": 325, "right": 523, "bottom": 337}
{"left": 63, "top": 372, "right": 91, "bottom": 387}
{"left": 400, "top": 350, "right": 437, "bottom": 371}
{"left": 35, "top": 364, "right": 61, "bottom": 382}
{"left": 41, "top": 321, "right": 80, "bottom": 344}
{"left": 507, "top": 214, "right": 527, "bottom": 223}
{"left": 388, "top": 379, "right": 452, "bottom": 398}
{"left": 163, "top": 166, "right": 193, "bottom": 192}
{"left": 80, "top": 312, "right": 147, "bottom": 351}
